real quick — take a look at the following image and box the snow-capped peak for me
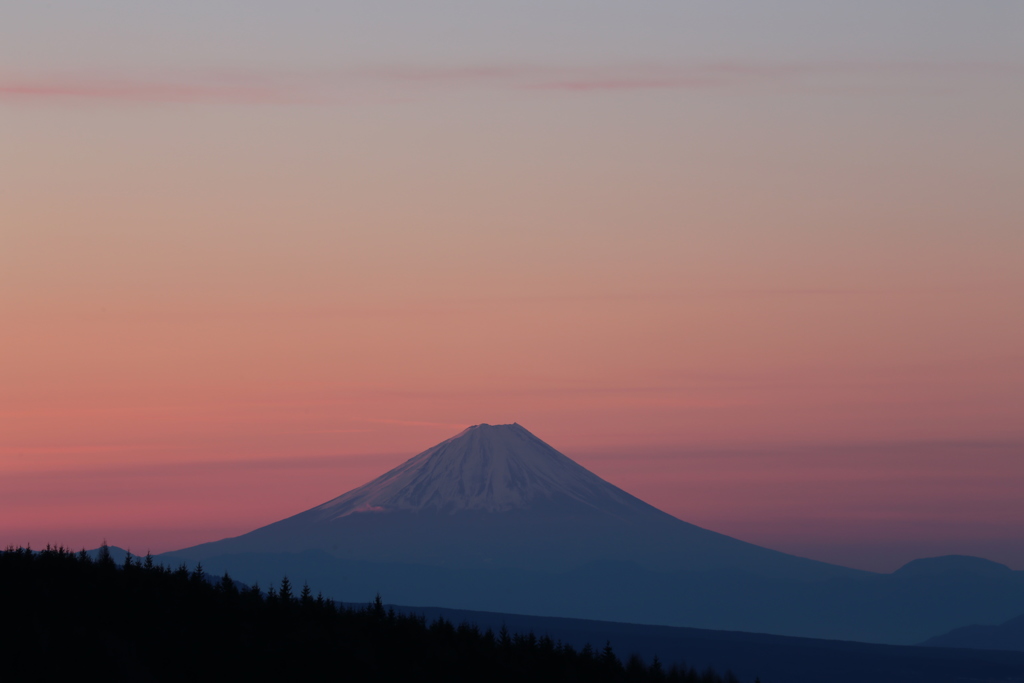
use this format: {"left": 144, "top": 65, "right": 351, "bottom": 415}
{"left": 311, "top": 423, "right": 642, "bottom": 518}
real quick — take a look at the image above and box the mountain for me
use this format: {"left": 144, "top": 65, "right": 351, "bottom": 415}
{"left": 922, "top": 612, "right": 1024, "bottom": 652}
{"left": 385, "top": 603, "right": 1024, "bottom": 683}
{"left": 173, "top": 423, "right": 859, "bottom": 578}
{"left": 163, "top": 423, "right": 1024, "bottom": 645}
{"left": 895, "top": 556, "right": 1015, "bottom": 580}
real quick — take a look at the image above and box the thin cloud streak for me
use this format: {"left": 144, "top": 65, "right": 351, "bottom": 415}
{"left": 0, "top": 65, "right": 752, "bottom": 104}
{"left": 1, "top": 451, "right": 399, "bottom": 480}
{"left": 3, "top": 61, "right": 1018, "bottom": 105}
{"left": 0, "top": 79, "right": 287, "bottom": 105}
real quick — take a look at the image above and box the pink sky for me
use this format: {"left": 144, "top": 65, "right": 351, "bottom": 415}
{"left": 2, "top": 3, "right": 1023, "bottom": 572}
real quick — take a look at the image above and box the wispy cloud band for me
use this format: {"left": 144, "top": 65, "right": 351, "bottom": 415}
{"left": 2, "top": 61, "right": 1016, "bottom": 105}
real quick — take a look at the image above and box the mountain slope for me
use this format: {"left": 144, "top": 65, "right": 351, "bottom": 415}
{"left": 174, "top": 423, "right": 861, "bottom": 579}
{"left": 308, "top": 423, "right": 646, "bottom": 516}
{"left": 922, "top": 612, "right": 1024, "bottom": 652}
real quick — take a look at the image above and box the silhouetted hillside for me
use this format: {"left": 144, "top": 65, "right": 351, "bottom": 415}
{"left": 1, "top": 544, "right": 741, "bottom": 682}
{"left": 923, "top": 612, "right": 1024, "bottom": 652}
{"left": 390, "top": 604, "right": 1024, "bottom": 683}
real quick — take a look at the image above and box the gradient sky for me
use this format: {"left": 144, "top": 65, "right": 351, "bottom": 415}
{"left": 3, "top": 2, "right": 1023, "bottom": 572}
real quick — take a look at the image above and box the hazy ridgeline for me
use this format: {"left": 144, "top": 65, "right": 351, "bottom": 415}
{"left": 2, "top": 544, "right": 742, "bottom": 683}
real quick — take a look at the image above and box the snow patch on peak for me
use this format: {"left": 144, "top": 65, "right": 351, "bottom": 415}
{"left": 311, "top": 423, "right": 642, "bottom": 518}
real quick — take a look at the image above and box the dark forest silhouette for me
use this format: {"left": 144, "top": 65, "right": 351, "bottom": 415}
{"left": 2, "top": 544, "right": 745, "bottom": 682}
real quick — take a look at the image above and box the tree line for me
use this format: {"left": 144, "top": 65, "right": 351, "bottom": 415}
{"left": 1, "top": 544, "right": 755, "bottom": 682}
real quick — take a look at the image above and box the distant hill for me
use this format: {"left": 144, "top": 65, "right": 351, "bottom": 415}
{"left": 388, "top": 603, "right": 1024, "bottom": 683}
{"left": 895, "top": 555, "right": 1015, "bottom": 580}
{"left": 83, "top": 544, "right": 134, "bottom": 565}
{"left": 922, "top": 612, "right": 1024, "bottom": 653}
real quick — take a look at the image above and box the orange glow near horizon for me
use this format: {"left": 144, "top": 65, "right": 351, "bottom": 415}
{"left": 3, "top": 5, "right": 1024, "bottom": 572}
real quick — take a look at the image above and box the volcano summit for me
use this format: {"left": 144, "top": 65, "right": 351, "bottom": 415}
{"left": 308, "top": 423, "right": 645, "bottom": 515}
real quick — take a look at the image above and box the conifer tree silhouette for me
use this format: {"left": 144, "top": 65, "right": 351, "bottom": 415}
{"left": 650, "top": 654, "right": 665, "bottom": 680}
{"left": 602, "top": 641, "right": 618, "bottom": 669}
{"left": 279, "top": 576, "right": 293, "bottom": 603}
{"left": 626, "top": 654, "right": 646, "bottom": 677}
{"left": 98, "top": 540, "right": 112, "bottom": 566}
{"left": 499, "top": 624, "right": 511, "bottom": 648}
